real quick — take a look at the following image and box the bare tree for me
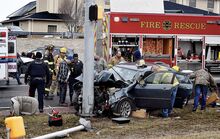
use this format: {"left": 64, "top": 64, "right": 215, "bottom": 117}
{"left": 59, "top": 0, "right": 84, "bottom": 33}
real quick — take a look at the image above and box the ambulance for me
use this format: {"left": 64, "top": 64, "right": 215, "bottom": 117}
{"left": 0, "top": 27, "right": 17, "bottom": 85}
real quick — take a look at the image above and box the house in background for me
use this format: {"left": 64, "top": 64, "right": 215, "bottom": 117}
{"left": 1, "top": 0, "right": 73, "bottom": 33}
{"left": 167, "top": 0, "right": 220, "bottom": 14}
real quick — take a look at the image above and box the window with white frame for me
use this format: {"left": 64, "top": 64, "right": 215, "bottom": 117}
{"left": 189, "top": 0, "right": 196, "bottom": 7}
{"left": 48, "top": 25, "right": 57, "bottom": 33}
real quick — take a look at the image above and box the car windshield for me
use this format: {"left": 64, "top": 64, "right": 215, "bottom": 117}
{"left": 109, "top": 66, "right": 138, "bottom": 81}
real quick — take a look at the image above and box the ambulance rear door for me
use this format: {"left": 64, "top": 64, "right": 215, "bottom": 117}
{"left": 8, "top": 36, "right": 17, "bottom": 73}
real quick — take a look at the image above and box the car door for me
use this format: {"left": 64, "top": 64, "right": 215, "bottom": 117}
{"left": 174, "top": 73, "right": 193, "bottom": 108}
{"left": 133, "top": 71, "right": 174, "bottom": 109}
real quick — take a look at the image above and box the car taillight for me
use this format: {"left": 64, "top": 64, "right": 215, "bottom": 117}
{"left": 0, "top": 32, "right": 6, "bottom": 37}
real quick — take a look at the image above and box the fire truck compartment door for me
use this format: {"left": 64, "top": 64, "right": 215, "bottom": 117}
{"left": 205, "top": 37, "right": 220, "bottom": 45}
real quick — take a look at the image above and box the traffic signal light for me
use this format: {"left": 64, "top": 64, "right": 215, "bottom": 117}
{"left": 89, "top": 5, "right": 98, "bottom": 21}
{"left": 89, "top": 5, "right": 103, "bottom": 21}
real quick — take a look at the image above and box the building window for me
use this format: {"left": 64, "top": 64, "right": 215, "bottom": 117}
{"left": 48, "top": 25, "right": 57, "bottom": 33}
{"left": 8, "top": 42, "right": 15, "bottom": 54}
{"left": 207, "top": 0, "right": 214, "bottom": 9}
{"left": 170, "top": 0, "right": 176, "bottom": 3}
{"left": 189, "top": 0, "right": 196, "bottom": 7}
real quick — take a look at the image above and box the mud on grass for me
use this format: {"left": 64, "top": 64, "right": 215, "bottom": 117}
{"left": 1, "top": 105, "right": 220, "bottom": 139}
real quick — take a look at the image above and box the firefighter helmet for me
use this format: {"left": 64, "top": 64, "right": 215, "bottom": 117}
{"left": 137, "top": 59, "right": 146, "bottom": 67}
{"left": 46, "top": 44, "right": 54, "bottom": 51}
{"left": 172, "top": 66, "right": 180, "bottom": 72}
{"left": 60, "top": 47, "right": 67, "bottom": 53}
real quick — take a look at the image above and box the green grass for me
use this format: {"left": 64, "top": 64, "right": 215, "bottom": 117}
{"left": 1, "top": 105, "right": 220, "bottom": 139}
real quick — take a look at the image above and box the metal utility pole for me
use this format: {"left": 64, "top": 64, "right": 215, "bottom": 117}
{"left": 75, "top": 0, "right": 78, "bottom": 32}
{"left": 82, "top": 0, "right": 95, "bottom": 116}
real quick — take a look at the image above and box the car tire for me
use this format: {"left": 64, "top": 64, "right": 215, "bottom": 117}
{"left": 116, "top": 98, "right": 133, "bottom": 118}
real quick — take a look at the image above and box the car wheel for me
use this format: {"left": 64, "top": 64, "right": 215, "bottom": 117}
{"left": 117, "top": 98, "right": 133, "bottom": 118}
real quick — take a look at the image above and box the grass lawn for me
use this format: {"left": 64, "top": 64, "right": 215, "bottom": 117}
{"left": 1, "top": 104, "right": 220, "bottom": 139}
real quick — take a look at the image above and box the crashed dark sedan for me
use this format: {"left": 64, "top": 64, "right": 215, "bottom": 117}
{"left": 107, "top": 63, "right": 193, "bottom": 117}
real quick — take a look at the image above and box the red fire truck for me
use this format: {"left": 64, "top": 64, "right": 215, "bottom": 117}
{"left": 103, "top": 12, "right": 220, "bottom": 82}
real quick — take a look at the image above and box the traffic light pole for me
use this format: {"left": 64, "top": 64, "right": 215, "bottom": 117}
{"left": 82, "top": 0, "right": 95, "bottom": 116}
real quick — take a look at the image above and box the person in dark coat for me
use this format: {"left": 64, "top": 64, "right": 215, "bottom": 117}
{"left": 68, "top": 53, "right": 83, "bottom": 106}
{"left": 25, "top": 52, "right": 50, "bottom": 113}
{"left": 133, "top": 49, "right": 142, "bottom": 62}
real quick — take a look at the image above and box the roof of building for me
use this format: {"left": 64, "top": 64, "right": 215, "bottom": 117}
{"left": 7, "top": 1, "right": 36, "bottom": 19}
{"left": 25, "top": 11, "right": 72, "bottom": 20}
{"left": 164, "top": 1, "right": 218, "bottom": 15}
{"left": 2, "top": 0, "right": 219, "bottom": 24}
{"left": 1, "top": 11, "right": 72, "bottom": 23}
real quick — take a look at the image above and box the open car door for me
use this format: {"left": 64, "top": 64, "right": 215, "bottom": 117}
{"left": 174, "top": 73, "right": 193, "bottom": 108}
{"left": 133, "top": 71, "right": 175, "bottom": 109}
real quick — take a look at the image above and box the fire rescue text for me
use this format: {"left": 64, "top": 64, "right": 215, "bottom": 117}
{"left": 140, "top": 21, "right": 206, "bottom": 30}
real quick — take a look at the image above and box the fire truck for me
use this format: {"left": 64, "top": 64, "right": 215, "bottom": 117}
{"left": 0, "top": 27, "right": 17, "bottom": 85}
{"left": 102, "top": 12, "right": 220, "bottom": 83}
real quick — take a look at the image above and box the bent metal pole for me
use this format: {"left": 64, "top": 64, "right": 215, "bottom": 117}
{"left": 31, "top": 125, "right": 85, "bottom": 139}
{"left": 31, "top": 118, "right": 91, "bottom": 139}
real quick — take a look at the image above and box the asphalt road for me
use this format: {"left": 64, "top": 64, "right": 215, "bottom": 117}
{"left": 0, "top": 77, "right": 72, "bottom": 109}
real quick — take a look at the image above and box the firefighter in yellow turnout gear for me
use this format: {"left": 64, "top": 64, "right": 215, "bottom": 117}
{"left": 50, "top": 47, "right": 68, "bottom": 97}
{"left": 43, "top": 44, "right": 55, "bottom": 99}
{"left": 161, "top": 66, "right": 180, "bottom": 118}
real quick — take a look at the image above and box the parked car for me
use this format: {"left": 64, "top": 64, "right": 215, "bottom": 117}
{"left": 26, "top": 46, "right": 74, "bottom": 60}
{"left": 8, "top": 26, "right": 28, "bottom": 38}
{"left": 8, "top": 26, "right": 24, "bottom": 32}
{"left": 108, "top": 63, "right": 193, "bottom": 117}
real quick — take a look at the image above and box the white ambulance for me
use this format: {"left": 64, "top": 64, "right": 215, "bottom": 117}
{"left": 0, "top": 27, "right": 18, "bottom": 85}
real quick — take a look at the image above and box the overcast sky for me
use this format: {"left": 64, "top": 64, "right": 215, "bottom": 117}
{"left": 0, "top": 0, "right": 34, "bottom": 21}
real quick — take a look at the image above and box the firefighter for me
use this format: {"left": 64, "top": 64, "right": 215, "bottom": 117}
{"left": 50, "top": 47, "right": 68, "bottom": 96}
{"left": 161, "top": 70, "right": 179, "bottom": 118}
{"left": 25, "top": 52, "right": 50, "bottom": 113}
{"left": 43, "top": 44, "right": 55, "bottom": 99}
{"left": 108, "top": 50, "right": 125, "bottom": 68}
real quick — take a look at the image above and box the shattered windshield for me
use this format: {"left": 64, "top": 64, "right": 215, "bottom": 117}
{"left": 109, "top": 66, "right": 138, "bottom": 81}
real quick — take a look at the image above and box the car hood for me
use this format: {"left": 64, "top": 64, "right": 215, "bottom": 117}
{"left": 20, "top": 57, "right": 34, "bottom": 63}
{"left": 95, "top": 70, "right": 128, "bottom": 88}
